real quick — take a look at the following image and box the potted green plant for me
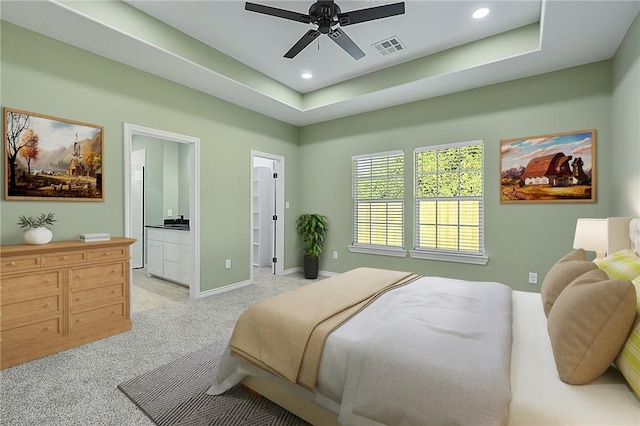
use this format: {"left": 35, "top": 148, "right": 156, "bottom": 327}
{"left": 17, "top": 212, "right": 56, "bottom": 244}
{"left": 296, "top": 213, "right": 328, "bottom": 279}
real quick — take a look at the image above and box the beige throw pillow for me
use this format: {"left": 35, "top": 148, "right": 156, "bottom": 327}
{"left": 541, "top": 249, "right": 597, "bottom": 317}
{"left": 547, "top": 269, "right": 636, "bottom": 385}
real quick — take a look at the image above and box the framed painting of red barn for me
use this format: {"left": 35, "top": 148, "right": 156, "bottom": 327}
{"left": 4, "top": 108, "right": 104, "bottom": 201}
{"left": 500, "top": 129, "right": 596, "bottom": 203}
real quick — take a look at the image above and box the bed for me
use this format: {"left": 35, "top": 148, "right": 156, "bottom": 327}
{"left": 208, "top": 217, "right": 640, "bottom": 425}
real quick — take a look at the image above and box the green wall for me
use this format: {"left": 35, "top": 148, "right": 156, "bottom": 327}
{"left": 0, "top": 22, "right": 300, "bottom": 292}
{"left": 612, "top": 12, "right": 640, "bottom": 217}
{"left": 162, "top": 141, "right": 179, "bottom": 219}
{"left": 178, "top": 143, "right": 190, "bottom": 217}
{"left": 299, "top": 62, "right": 614, "bottom": 292}
{"left": 131, "top": 135, "right": 190, "bottom": 226}
{"left": 2, "top": 15, "right": 638, "bottom": 294}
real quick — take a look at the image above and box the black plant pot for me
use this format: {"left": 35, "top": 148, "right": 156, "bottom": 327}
{"left": 303, "top": 255, "right": 319, "bottom": 279}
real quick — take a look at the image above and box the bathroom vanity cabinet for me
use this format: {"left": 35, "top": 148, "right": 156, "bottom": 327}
{"left": 146, "top": 228, "right": 190, "bottom": 286}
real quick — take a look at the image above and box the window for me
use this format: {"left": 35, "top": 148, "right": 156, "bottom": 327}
{"left": 411, "top": 140, "right": 487, "bottom": 264}
{"left": 349, "top": 150, "right": 406, "bottom": 257}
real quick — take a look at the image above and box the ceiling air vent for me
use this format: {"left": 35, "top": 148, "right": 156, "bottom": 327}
{"left": 372, "top": 36, "right": 405, "bottom": 56}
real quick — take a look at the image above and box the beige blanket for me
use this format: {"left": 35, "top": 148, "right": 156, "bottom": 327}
{"left": 229, "top": 267, "right": 420, "bottom": 391}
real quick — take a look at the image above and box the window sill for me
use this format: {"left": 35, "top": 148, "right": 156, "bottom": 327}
{"left": 348, "top": 245, "right": 407, "bottom": 257}
{"left": 409, "top": 250, "right": 488, "bottom": 265}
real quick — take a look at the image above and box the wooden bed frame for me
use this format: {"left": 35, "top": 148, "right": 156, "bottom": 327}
{"left": 242, "top": 217, "right": 639, "bottom": 425}
{"left": 243, "top": 376, "right": 339, "bottom": 425}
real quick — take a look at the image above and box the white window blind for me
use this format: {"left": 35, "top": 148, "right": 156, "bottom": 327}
{"left": 352, "top": 150, "right": 404, "bottom": 249}
{"left": 413, "top": 141, "right": 485, "bottom": 260}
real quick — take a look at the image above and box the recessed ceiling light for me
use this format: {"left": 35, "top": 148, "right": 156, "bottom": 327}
{"left": 301, "top": 72, "right": 312, "bottom": 79}
{"left": 473, "top": 8, "right": 490, "bottom": 19}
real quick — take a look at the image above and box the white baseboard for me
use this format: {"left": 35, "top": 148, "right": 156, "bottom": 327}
{"left": 283, "top": 266, "right": 338, "bottom": 278}
{"left": 197, "top": 268, "right": 340, "bottom": 299}
{"left": 197, "top": 279, "right": 252, "bottom": 299}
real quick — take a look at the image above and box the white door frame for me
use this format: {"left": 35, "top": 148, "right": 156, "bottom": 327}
{"left": 250, "top": 150, "right": 285, "bottom": 282}
{"left": 124, "top": 123, "right": 201, "bottom": 300}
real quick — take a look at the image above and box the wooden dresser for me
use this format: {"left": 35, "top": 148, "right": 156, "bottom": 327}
{"left": 0, "top": 237, "right": 136, "bottom": 369}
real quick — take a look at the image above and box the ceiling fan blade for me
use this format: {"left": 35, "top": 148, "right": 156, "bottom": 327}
{"left": 245, "top": 2, "right": 311, "bottom": 24}
{"left": 338, "top": 2, "right": 405, "bottom": 26}
{"left": 329, "top": 27, "right": 365, "bottom": 60}
{"left": 284, "top": 29, "right": 321, "bottom": 59}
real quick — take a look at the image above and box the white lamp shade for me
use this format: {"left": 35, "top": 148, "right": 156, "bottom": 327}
{"left": 573, "top": 218, "right": 608, "bottom": 257}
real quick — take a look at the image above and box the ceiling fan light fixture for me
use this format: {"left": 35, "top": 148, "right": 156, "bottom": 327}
{"left": 473, "top": 7, "right": 490, "bottom": 19}
{"left": 245, "top": 1, "right": 406, "bottom": 60}
{"left": 301, "top": 72, "right": 313, "bottom": 79}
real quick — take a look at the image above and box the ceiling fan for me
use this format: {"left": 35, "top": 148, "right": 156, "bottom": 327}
{"left": 245, "top": 1, "right": 405, "bottom": 60}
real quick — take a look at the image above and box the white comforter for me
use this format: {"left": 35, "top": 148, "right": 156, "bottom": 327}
{"left": 210, "top": 276, "right": 513, "bottom": 425}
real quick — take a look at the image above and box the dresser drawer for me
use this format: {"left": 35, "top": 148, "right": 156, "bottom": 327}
{"left": 41, "top": 250, "right": 87, "bottom": 267}
{"left": 1, "top": 254, "right": 40, "bottom": 273}
{"left": 70, "top": 262, "right": 125, "bottom": 291}
{"left": 1, "top": 318, "right": 62, "bottom": 346}
{"left": 1, "top": 271, "right": 60, "bottom": 305}
{"left": 87, "top": 246, "right": 127, "bottom": 262}
{"left": 1, "top": 295, "right": 61, "bottom": 329}
{"left": 70, "top": 303, "right": 125, "bottom": 332}
{"left": 71, "top": 283, "right": 124, "bottom": 311}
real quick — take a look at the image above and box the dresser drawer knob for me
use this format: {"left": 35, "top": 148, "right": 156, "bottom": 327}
{"left": 76, "top": 297, "right": 81, "bottom": 301}
{"left": 45, "top": 326, "right": 51, "bottom": 331}
{"left": 76, "top": 274, "right": 82, "bottom": 279}
{"left": 111, "top": 289, "right": 116, "bottom": 294}
{"left": 45, "top": 303, "right": 51, "bottom": 308}
{"left": 105, "top": 252, "right": 110, "bottom": 256}
{"left": 112, "top": 310, "right": 117, "bottom": 314}
{"left": 111, "top": 269, "right": 116, "bottom": 273}
{"left": 10, "top": 261, "right": 16, "bottom": 266}
{"left": 62, "top": 256, "right": 67, "bottom": 260}
{"left": 45, "top": 279, "right": 51, "bottom": 283}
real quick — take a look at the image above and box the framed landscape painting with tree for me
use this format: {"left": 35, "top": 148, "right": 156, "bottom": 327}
{"left": 4, "top": 108, "right": 104, "bottom": 201}
{"left": 500, "top": 129, "right": 595, "bottom": 203}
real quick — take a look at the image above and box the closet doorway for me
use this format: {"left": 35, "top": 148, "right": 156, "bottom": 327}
{"left": 251, "top": 151, "right": 285, "bottom": 281}
{"left": 124, "top": 123, "right": 201, "bottom": 301}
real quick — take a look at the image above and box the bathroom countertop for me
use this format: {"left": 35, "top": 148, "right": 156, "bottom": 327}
{"left": 145, "top": 224, "right": 190, "bottom": 231}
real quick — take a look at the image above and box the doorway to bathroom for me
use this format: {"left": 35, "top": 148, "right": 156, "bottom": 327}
{"left": 124, "top": 123, "right": 201, "bottom": 305}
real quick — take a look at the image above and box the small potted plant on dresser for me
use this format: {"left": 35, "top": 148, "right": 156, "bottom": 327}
{"left": 296, "top": 213, "right": 328, "bottom": 279}
{"left": 17, "top": 212, "right": 56, "bottom": 244}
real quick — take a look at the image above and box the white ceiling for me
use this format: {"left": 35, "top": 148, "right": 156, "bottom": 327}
{"left": 125, "top": 0, "right": 542, "bottom": 93}
{"left": 2, "top": 1, "right": 639, "bottom": 126}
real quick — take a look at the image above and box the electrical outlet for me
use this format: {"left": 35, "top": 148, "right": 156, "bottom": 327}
{"left": 333, "top": 251, "right": 338, "bottom": 260}
{"left": 225, "top": 259, "right": 231, "bottom": 269}
{"left": 528, "top": 272, "right": 538, "bottom": 285}
{"left": 167, "top": 209, "right": 173, "bottom": 217}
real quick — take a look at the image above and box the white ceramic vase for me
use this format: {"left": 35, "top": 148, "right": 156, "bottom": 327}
{"left": 23, "top": 227, "right": 53, "bottom": 245}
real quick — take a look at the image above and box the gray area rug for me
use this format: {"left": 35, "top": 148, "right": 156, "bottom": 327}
{"left": 118, "top": 339, "right": 310, "bottom": 426}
